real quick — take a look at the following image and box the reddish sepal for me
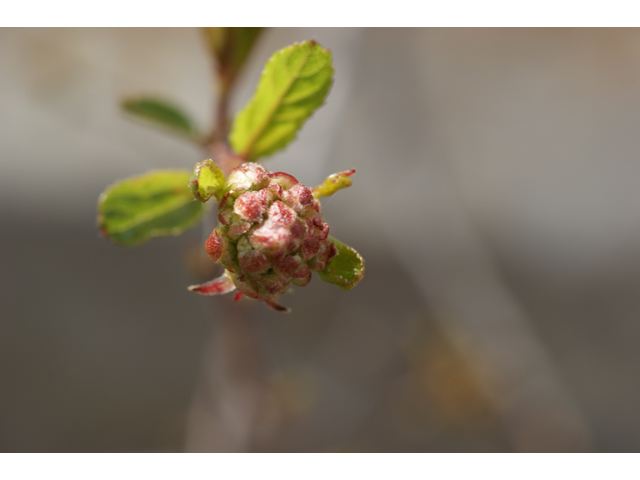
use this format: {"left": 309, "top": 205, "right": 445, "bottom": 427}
{"left": 188, "top": 272, "right": 236, "bottom": 296}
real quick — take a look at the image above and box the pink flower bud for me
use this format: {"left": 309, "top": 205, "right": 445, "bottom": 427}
{"left": 201, "top": 162, "right": 338, "bottom": 311}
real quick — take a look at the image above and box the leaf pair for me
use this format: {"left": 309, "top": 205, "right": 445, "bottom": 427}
{"left": 102, "top": 40, "right": 336, "bottom": 244}
{"left": 121, "top": 28, "right": 264, "bottom": 145}
{"left": 120, "top": 37, "right": 334, "bottom": 164}
{"left": 99, "top": 38, "right": 363, "bottom": 295}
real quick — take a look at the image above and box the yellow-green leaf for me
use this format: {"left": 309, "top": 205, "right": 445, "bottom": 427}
{"left": 98, "top": 170, "right": 206, "bottom": 246}
{"left": 317, "top": 237, "right": 364, "bottom": 291}
{"left": 121, "top": 97, "right": 201, "bottom": 142}
{"left": 189, "top": 159, "right": 226, "bottom": 203}
{"left": 230, "top": 40, "right": 334, "bottom": 161}
{"left": 312, "top": 169, "right": 356, "bottom": 199}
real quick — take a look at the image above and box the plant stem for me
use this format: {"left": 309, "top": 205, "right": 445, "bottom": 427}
{"left": 185, "top": 41, "right": 267, "bottom": 452}
{"left": 184, "top": 302, "right": 267, "bottom": 452}
{"left": 216, "top": 82, "right": 231, "bottom": 141}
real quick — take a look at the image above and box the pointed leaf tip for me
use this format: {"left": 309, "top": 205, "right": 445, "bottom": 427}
{"left": 317, "top": 236, "right": 364, "bottom": 291}
{"left": 312, "top": 169, "right": 356, "bottom": 199}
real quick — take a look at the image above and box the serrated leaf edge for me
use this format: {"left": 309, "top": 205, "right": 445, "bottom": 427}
{"left": 232, "top": 40, "right": 333, "bottom": 160}
{"left": 97, "top": 169, "right": 206, "bottom": 246}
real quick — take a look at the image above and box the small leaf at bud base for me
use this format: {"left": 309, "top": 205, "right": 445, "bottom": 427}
{"left": 190, "top": 159, "right": 226, "bottom": 203}
{"left": 312, "top": 169, "right": 356, "bottom": 199}
{"left": 317, "top": 236, "right": 364, "bottom": 291}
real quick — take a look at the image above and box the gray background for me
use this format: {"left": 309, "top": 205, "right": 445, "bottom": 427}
{"left": 2, "top": 28, "right": 640, "bottom": 452}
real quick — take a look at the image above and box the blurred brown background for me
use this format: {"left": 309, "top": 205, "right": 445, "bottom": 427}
{"left": 2, "top": 28, "right": 640, "bottom": 452}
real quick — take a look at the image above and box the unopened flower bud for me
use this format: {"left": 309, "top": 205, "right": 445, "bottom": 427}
{"left": 195, "top": 162, "right": 338, "bottom": 311}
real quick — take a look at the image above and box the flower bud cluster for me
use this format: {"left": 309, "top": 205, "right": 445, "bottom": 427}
{"left": 205, "top": 162, "right": 337, "bottom": 308}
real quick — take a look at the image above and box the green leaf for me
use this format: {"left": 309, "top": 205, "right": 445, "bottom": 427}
{"left": 312, "top": 169, "right": 356, "bottom": 199}
{"left": 203, "top": 27, "right": 263, "bottom": 90}
{"left": 230, "top": 40, "right": 334, "bottom": 161}
{"left": 189, "top": 159, "right": 226, "bottom": 203}
{"left": 121, "top": 97, "right": 201, "bottom": 142}
{"left": 317, "top": 237, "right": 364, "bottom": 291}
{"left": 98, "top": 170, "right": 206, "bottom": 246}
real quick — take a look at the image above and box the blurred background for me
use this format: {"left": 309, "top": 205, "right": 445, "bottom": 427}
{"left": 2, "top": 27, "right": 640, "bottom": 452}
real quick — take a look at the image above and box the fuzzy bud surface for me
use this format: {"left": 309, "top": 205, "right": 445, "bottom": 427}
{"left": 204, "top": 162, "right": 337, "bottom": 310}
